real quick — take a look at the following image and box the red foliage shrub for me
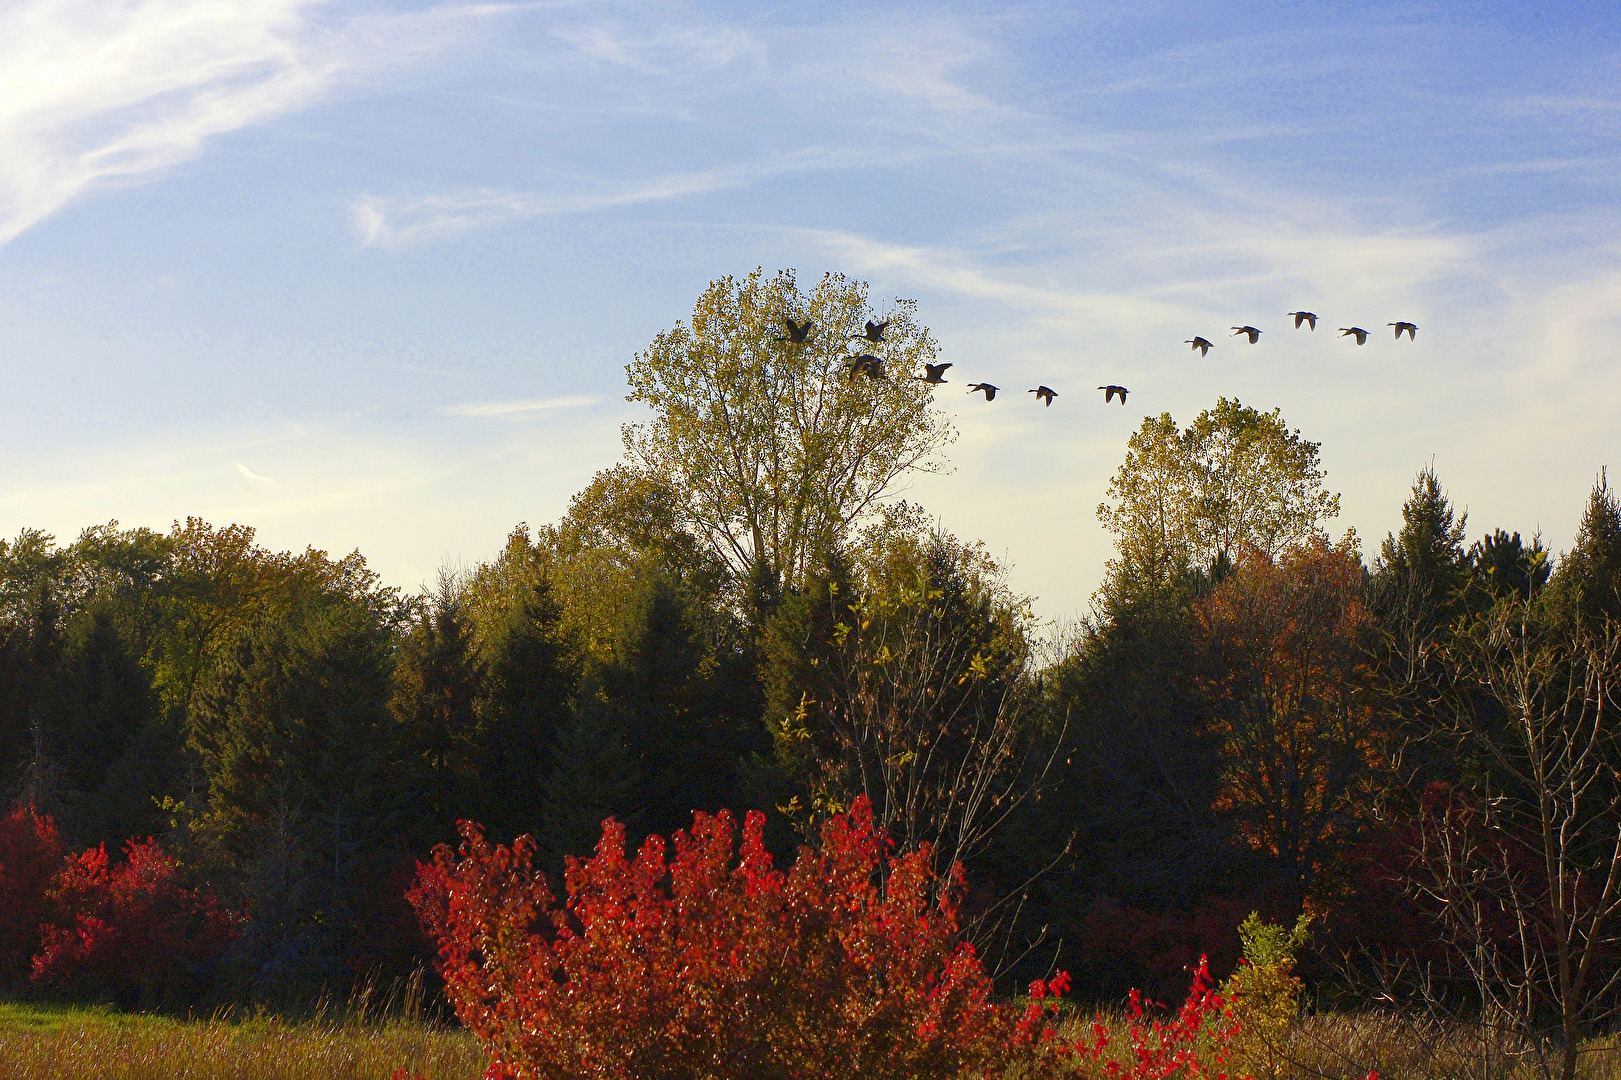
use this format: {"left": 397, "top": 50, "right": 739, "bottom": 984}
{"left": 32, "top": 837, "right": 239, "bottom": 1000}
{"left": 0, "top": 804, "right": 64, "bottom": 983}
{"left": 412, "top": 797, "right": 1081, "bottom": 1080}
{"left": 1090, "top": 956, "right": 1238, "bottom": 1079}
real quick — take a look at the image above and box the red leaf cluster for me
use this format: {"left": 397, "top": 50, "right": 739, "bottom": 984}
{"left": 411, "top": 796, "right": 1080, "bottom": 1080}
{"left": 0, "top": 805, "right": 238, "bottom": 999}
{"left": 0, "top": 805, "right": 64, "bottom": 981}
{"left": 32, "top": 837, "right": 240, "bottom": 995}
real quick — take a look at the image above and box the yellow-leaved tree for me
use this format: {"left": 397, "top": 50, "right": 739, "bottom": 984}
{"left": 622, "top": 268, "right": 955, "bottom": 600}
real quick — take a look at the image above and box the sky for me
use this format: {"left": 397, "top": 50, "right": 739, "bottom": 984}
{"left": 2, "top": 0, "right": 1619, "bottom": 623}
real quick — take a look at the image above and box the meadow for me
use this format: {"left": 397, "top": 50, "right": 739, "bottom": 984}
{"left": 0, "top": 1002, "right": 481, "bottom": 1080}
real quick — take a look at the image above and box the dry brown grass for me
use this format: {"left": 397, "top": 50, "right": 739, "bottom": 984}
{"left": 1059, "top": 1008, "right": 1621, "bottom": 1080}
{"left": 0, "top": 1004, "right": 483, "bottom": 1080}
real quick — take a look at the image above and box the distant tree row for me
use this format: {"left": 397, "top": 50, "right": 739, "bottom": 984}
{"left": 0, "top": 269, "right": 1616, "bottom": 1075}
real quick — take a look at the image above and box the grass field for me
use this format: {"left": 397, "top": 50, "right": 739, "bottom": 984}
{"left": 0, "top": 1002, "right": 483, "bottom": 1080}
{"left": 8, "top": 1000, "right": 1621, "bottom": 1079}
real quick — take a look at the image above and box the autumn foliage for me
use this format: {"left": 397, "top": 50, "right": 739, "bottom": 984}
{"left": 412, "top": 796, "right": 1085, "bottom": 1080}
{"left": 0, "top": 805, "right": 65, "bottom": 982}
{"left": 32, "top": 837, "right": 239, "bottom": 998}
{"left": 0, "top": 805, "right": 237, "bottom": 1001}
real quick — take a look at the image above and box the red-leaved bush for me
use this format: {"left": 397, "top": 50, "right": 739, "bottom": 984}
{"left": 0, "top": 804, "right": 64, "bottom": 982}
{"left": 411, "top": 797, "right": 1081, "bottom": 1080}
{"left": 32, "top": 837, "right": 240, "bottom": 1000}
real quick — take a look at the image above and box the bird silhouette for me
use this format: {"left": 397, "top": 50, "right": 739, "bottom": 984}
{"left": 850, "top": 320, "right": 889, "bottom": 343}
{"left": 1232, "top": 326, "right": 1262, "bottom": 344}
{"left": 1098, "top": 385, "right": 1129, "bottom": 404}
{"left": 848, "top": 355, "right": 885, "bottom": 380}
{"left": 777, "top": 316, "right": 813, "bottom": 344}
{"left": 1186, "top": 337, "right": 1214, "bottom": 356}
{"left": 916, "top": 362, "right": 952, "bottom": 384}
{"left": 1029, "top": 386, "right": 1058, "bottom": 407}
{"left": 1338, "top": 327, "right": 1369, "bottom": 345}
{"left": 1389, "top": 322, "right": 1418, "bottom": 340}
{"left": 1287, "top": 311, "right": 1318, "bottom": 330}
{"left": 967, "top": 383, "right": 999, "bottom": 401}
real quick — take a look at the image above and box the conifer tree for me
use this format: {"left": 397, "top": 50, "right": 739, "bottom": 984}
{"left": 1553, "top": 469, "right": 1621, "bottom": 630}
{"left": 1373, "top": 466, "right": 1470, "bottom": 652}
{"left": 474, "top": 578, "right": 579, "bottom": 843}
{"left": 391, "top": 580, "right": 483, "bottom": 843}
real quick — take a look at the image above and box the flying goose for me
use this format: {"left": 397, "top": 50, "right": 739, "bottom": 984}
{"left": 967, "top": 383, "right": 999, "bottom": 401}
{"left": 1389, "top": 322, "right": 1418, "bottom": 340}
{"left": 778, "top": 316, "right": 813, "bottom": 344}
{"left": 1029, "top": 386, "right": 1058, "bottom": 407}
{"left": 1098, "top": 385, "right": 1129, "bottom": 404}
{"left": 1232, "top": 326, "right": 1262, "bottom": 344}
{"left": 848, "top": 354, "right": 886, "bottom": 380}
{"left": 1287, "top": 311, "right": 1318, "bottom": 330}
{"left": 1186, "top": 337, "right": 1214, "bottom": 356}
{"left": 916, "top": 362, "right": 952, "bottom": 384}
{"left": 1338, "top": 327, "right": 1369, "bottom": 345}
{"left": 850, "top": 320, "right": 890, "bottom": 343}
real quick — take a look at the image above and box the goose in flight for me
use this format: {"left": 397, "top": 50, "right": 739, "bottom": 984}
{"left": 916, "top": 362, "right": 952, "bottom": 384}
{"left": 1338, "top": 327, "right": 1370, "bottom": 345}
{"left": 1098, "top": 385, "right": 1129, "bottom": 404}
{"left": 1389, "top": 321, "right": 1418, "bottom": 340}
{"left": 1232, "top": 326, "right": 1262, "bottom": 344}
{"left": 778, "top": 316, "right": 813, "bottom": 344}
{"left": 1287, "top": 311, "right": 1318, "bottom": 330}
{"left": 848, "top": 354, "right": 885, "bottom": 380}
{"left": 1029, "top": 386, "right": 1058, "bottom": 407}
{"left": 1186, "top": 337, "right": 1214, "bottom": 356}
{"left": 851, "top": 320, "right": 890, "bottom": 343}
{"left": 967, "top": 383, "right": 999, "bottom": 401}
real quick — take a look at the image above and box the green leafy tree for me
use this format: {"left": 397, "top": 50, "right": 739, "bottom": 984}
{"left": 761, "top": 525, "right": 1048, "bottom": 884}
{"left": 1097, "top": 398, "right": 1340, "bottom": 603}
{"left": 623, "top": 268, "right": 954, "bottom": 599}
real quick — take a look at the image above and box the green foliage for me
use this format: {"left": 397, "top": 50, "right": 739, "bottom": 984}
{"left": 623, "top": 267, "right": 954, "bottom": 597}
{"left": 1222, "top": 912, "right": 1312, "bottom": 1079}
{"left": 1373, "top": 466, "right": 1470, "bottom": 637}
{"left": 760, "top": 522, "right": 1045, "bottom": 887}
{"left": 1549, "top": 469, "right": 1621, "bottom": 630}
{"left": 1468, "top": 528, "right": 1551, "bottom": 602}
{"left": 190, "top": 600, "right": 400, "bottom": 993}
{"left": 1097, "top": 398, "right": 1340, "bottom": 605}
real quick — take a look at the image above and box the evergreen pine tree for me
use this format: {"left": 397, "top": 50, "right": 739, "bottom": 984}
{"left": 475, "top": 578, "right": 579, "bottom": 843}
{"left": 1373, "top": 466, "right": 1470, "bottom": 642}
{"left": 1552, "top": 469, "right": 1621, "bottom": 629}
{"left": 391, "top": 582, "right": 483, "bottom": 844}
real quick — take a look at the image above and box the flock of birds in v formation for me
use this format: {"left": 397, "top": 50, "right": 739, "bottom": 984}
{"left": 778, "top": 311, "right": 1420, "bottom": 407}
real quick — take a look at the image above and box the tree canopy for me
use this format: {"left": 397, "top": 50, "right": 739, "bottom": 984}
{"left": 1096, "top": 398, "right": 1341, "bottom": 602}
{"left": 622, "top": 268, "right": 954, "bottom": 598}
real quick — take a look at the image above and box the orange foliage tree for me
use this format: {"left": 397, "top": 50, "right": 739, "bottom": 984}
{"left": 1193, "top": 538, "right": 1387, "bottom": 891}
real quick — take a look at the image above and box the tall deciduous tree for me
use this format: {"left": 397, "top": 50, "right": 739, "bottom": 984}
{"left": 623, "top": 268, "right": 954, "bottom": 598}
{"left": 1192, "top": 537, "right": 1384, "bottom": 891}
{"left": 1096, "top": 398, "right": 1339, "bottom": 602}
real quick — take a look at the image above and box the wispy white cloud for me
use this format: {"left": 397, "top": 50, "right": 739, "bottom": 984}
{"left": 235, "top": 461, "right": 278, "bottom": 485}
{"left": 443, "top": 394, "right": 601, "bottom": 418}
{"left": 0, "top": 0, "right": 502, "bottom": 246}
{"left": 352, "top": 146, "right": 884, "bottom": 247}
{"left": 550, "top": 20, "right": 762, "bottom": 75}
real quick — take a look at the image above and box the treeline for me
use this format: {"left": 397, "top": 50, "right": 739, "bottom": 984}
{"left": 1, "top": 271, "right": 1619, "bottom": 1059}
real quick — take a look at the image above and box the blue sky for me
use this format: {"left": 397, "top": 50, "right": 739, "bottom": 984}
{"left": 2, "top": 0, "right": 1618, "bottom": 620}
